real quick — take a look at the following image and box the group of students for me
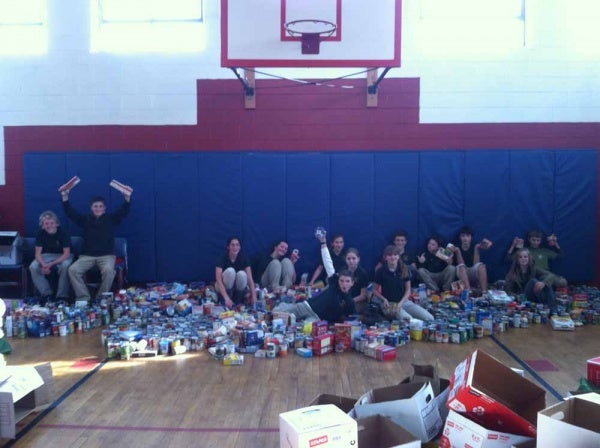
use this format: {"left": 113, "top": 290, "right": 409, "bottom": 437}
{"left": 28, "top": 185, "right": 132, "bottom": 305}
{"left": 215, "top": 226, "right": 565, "bottom": 325}
{"left": 31, "top": 185, "right": 562, "bottom": 323}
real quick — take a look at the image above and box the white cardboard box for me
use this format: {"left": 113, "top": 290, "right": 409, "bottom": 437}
{"left": 536, "top": 393, "right": 600, "bottom": 447}
{"left": 439, "top": 410, "right": 534, "bottom": 448}
{"left": 279, "top": 404, "right": 358, "bottom": 448}
{"left": 0, "top": 231, "right": 21, "bottom": 265}
{"left": 0, "top": 365, "right": 45, "bottom": 438}
{"left": 352, "top": 382, "right": 443, "bottom": 442}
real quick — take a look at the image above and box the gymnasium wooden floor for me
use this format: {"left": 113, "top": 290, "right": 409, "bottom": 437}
{"left": 2, "top": 322, "right": 598, "bottom": 448}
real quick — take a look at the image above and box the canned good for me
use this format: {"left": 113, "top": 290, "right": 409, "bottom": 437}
{"left": 266, "top": 342, "right": 277, "bottom": 358}
{"left": 120, "top": 342, "right": 132, "bottom": 360}
{"left": 304, "top": 337, "right": 313, "bottom": 350}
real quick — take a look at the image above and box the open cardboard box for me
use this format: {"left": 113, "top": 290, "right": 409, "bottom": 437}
{"left": 536, "top": 392, "right": 600, "bottom": 447}
{"left": 279, "top": 404, "right": 357, "bottom": 448}
{"left": 309, "top": 393, "right": 356, "bottom": 414}
{"left": 357, "top": 415, "right": 420, "bottom": 448}
{"left": 399, "top": 363, "right": 450, "bottom": 423}
{"left": 439, "top": 410, "right": 534, "bottom": 448}
{"left": 352, "top": 381, "right": 443, "bottom": 442}
{"left": 446, "top": 350, "right": 545, "bottom": 437}
{"left": 0, "top": 231, "right": 21, "bottom": 265}
{"left": 0, "top": 362, "right": 53, "bottom": 438}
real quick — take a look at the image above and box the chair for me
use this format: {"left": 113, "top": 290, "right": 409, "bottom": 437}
{"left": 0, "top": 236, "right": 27, "bottom": 298}
{"left": 83, "top": 237, "right": 129, "bottom": 292}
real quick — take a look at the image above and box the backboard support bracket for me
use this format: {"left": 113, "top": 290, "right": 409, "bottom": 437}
{"left": 230, "top": 68, "right": 256, "bottom": 109}
{"left": 367, "top": 67, "right": 392, "bottom": 108}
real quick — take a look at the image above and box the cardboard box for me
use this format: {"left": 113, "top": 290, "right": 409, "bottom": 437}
{"left": 550, "top": 315, "right": 575, "bottom": 331}
{"left": 333, "top": 323, "right": 351, "bottom": 351}
{"left": 312, "top": 333, "right": 333, "bottom": 356}
{"left": 357, "top": 415, "right": 420, "bottom": 448}
{"left": 587, "top": 356, "right": 600, "bottom": 387}
{"left": 279, "top": 404, "right": 357, "bottom": 448}
{"left": 353, "top": 381, "right": 444, "bottom": 442}
{"left": 446, "top": 350, "right": 545, "bottom": 437}
{"left": 400, "top": 363, "right": 450, "bottom": 423}
{"left": 0, "top": 365, "right": 46, "bottom": 438}
{"left": 376, "top": 345, "right": 397, "bottom": 362}
{"left": 309, "top": 394, "right": 356, "bottom": 414}
{"left": 33, "top": 362, "right": 54, "bottom": 407}
{"left": 536, "top": 393, "right": 600, "bottom": 447}
{"left": 0, "top": 231, "right": 21, "bottom": 265}
{"left": 312, "top": 321, "right": 329, "bottom": 337}
{"left": 439, "top": 410, "right": 534, "bottom": 448}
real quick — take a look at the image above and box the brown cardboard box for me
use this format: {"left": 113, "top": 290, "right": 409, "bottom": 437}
{"left": 309, "top": 393, "right": 356, "bottom": 414}
{"left": 536, "top": 392, "right": 600, "bottom": 447}
{"left": 353, "top": 382, "right": 444, "bottom": 442}
{"left": 446, "top": 350, "right": 546, "bottom": 437}
{"left": 357, "top": 415, "right": 420, "bottom": 448}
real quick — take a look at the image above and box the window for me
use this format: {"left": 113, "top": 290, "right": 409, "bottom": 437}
{"left": 90, "top": 0, "right": 205, "bottom": 53}
{"left": 0, "top": 0, "right": 47, "bottom": 55}
{"left": 415, "top": 0, "right": 525, "bottom": 57}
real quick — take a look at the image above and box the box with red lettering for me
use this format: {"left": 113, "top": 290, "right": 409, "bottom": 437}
{"left": 312, "top": 333, "right": 333, "bottom": 356}
{"left": 312, "top": 320, "right": 329, "bottom": 337}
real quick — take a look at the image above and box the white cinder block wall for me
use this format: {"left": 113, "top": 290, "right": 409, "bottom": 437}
{"left": 0, "top": 0, "right": 599, "bottom": 184}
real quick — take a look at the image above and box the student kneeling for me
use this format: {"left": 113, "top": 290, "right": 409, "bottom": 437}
{"left": 273, "top": 241, "right": 355, "bottom": 324}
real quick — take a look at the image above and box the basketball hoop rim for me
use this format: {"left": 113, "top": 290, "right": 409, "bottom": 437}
{"left": 284, "top": 19, "right": 337, "bottom": 38}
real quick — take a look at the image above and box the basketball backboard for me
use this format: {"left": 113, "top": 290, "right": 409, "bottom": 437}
{"left": 221, "top": 0, "right": 402, "bottom": 68}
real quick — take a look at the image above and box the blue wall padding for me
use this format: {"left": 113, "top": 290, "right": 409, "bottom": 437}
{"left": 154, "top": 154, "right": 202, "bottom": 281}
{"left": 241, "top": 154, "right": 287, "bottom": 275}
{"left": 330, "top": 154, "right": 376, "bottom": 272}
{"left": 463, "top": 150, "right": 512, "bottom": 280}
{"left": 23, "top": 150, "right": 597, "bottom": 285}
{"left": 373, "top": 152, "right": 421, "bottom": 266}
{"left": 418, "top": 151, "right": 466, "bottom": 248}
{"left": 24, "top": 153, "right": 67, "bottom": 232}
{"left": 508, "top": 151, "right": 556, "bottom": 240}
{"left": 551, "top": 150, "right": 597, "bottom": 280}
{"left": 108, "top": 153, "right": 157, "bottom": 282}
{"left": 197, "top": 153, "right": 244, "bottom": 282}
{"left": 285, "top": 153, "right": 331, "bottom": 278}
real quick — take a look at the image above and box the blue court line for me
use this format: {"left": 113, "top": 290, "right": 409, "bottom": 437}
{"left": 3, "top": 357, "right": 108, "bottom": 448}
{"left": 491, "top": 335, "right": 564, "bottom": 402}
